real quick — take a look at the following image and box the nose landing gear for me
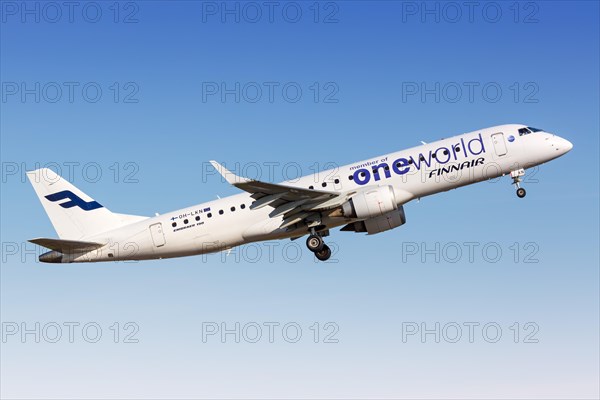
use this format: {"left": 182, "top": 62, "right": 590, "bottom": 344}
{"left": 511, "top": 169, "right": 527, "bottom": 198}
{"left": 306, "top": 228, "right": 331, "bottom": 261}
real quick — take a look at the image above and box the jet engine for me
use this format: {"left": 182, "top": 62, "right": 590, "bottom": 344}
{"left": 341, "top": 206, "right": 407, "bottom": 235}
{"left": 340, "top": 185, "right": 398, "bottom": 219}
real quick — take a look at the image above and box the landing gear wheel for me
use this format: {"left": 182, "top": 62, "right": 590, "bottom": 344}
{"left": 306, "top": 234, "right": 324, "bottom": 252}
{"left": 511, "top": 169, "right": 527, "bottom": 199}
{"left": 315, "top": 244, "right": 331, "bottom": 261}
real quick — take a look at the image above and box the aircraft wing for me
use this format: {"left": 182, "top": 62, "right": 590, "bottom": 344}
{"left": 210, "top": 161, "right": 345, "bottom": 228}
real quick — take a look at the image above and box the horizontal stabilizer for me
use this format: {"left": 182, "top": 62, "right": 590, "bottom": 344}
{"left": 29, "top": 238, "right": 104, "bottom": 253}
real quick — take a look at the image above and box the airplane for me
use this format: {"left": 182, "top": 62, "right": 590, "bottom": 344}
{"left": 26, "top": 124, "right": 572, "bottom": 263}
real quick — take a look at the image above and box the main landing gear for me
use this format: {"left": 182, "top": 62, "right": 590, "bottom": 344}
{"left": 306, "top": 228, "right": 331, "bottom": 261}
{"left": 511, "top": 169, "right": 527, "bottom": 198}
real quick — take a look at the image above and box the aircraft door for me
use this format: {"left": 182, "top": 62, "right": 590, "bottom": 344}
{"left": 149, "top": 223, "right": 166, "bottom": 247}
{"left": 491, "top": 133, "right": 508, "bottom": 156}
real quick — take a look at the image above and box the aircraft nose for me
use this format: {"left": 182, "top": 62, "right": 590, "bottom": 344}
{"left": 557, "top": 137, "right": 573, "bottom": 154}
{"left": 563, "top": 138, "right": 574, "bottom": 152}
{"left": 548, "top": 134, "right": 573, "bottom": 155}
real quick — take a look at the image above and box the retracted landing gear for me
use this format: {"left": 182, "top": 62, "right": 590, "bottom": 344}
{"left": 510, "top": 169, "right": 527, "bottom": 198}
{"left": 306, "top": 228, "right": 331, "bottom": 261}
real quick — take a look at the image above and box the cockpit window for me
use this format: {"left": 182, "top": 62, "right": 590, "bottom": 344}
{"left": 527, "top": 126, "right": 544, "bottom": 132}
{"left": 518, "top": 128, "right": 532, "bottom": 136}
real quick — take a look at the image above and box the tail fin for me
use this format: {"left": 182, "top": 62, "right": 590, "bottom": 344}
{"left": 27, "top": 168, "right": 147, "bottom": 240}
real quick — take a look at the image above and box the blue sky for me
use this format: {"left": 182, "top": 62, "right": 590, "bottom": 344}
{"left": 1, "top": 1, "right": 599, "bottom": 398}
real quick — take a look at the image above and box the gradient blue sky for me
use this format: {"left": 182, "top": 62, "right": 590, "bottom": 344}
{"left": 1, "top": 1, "right": 599, "bottom": 399}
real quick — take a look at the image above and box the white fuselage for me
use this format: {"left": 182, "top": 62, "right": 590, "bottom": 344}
{"left": 62, "top": 124, "right": 572, "bottom": 262}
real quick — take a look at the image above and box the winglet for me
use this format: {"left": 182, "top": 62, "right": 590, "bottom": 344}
{"left": 209, "top": 161, "right": 252, "bottom": 185}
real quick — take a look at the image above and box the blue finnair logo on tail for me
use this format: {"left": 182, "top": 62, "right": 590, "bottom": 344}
{"left": 45, "top": 190, "right": 103, "bottom": 211}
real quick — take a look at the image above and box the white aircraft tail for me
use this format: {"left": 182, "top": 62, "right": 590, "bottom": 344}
{"left": 27, "top": 168, "right": 147, "bottom": 240}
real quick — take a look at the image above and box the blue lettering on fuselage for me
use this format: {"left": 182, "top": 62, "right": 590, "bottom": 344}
{"left": 351, "top": 133, "right": 487, "bottom": 185}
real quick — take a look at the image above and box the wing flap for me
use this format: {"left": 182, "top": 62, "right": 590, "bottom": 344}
{"left": 250, "top": 193, "right": 287, "bottom": 210}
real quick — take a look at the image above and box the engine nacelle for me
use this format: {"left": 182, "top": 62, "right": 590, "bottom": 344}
{"left": 341, "top": 185, "right": 398, "bottom": 219}
{"left": 341, "top": 206, "right": 407, "bottom": 235}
